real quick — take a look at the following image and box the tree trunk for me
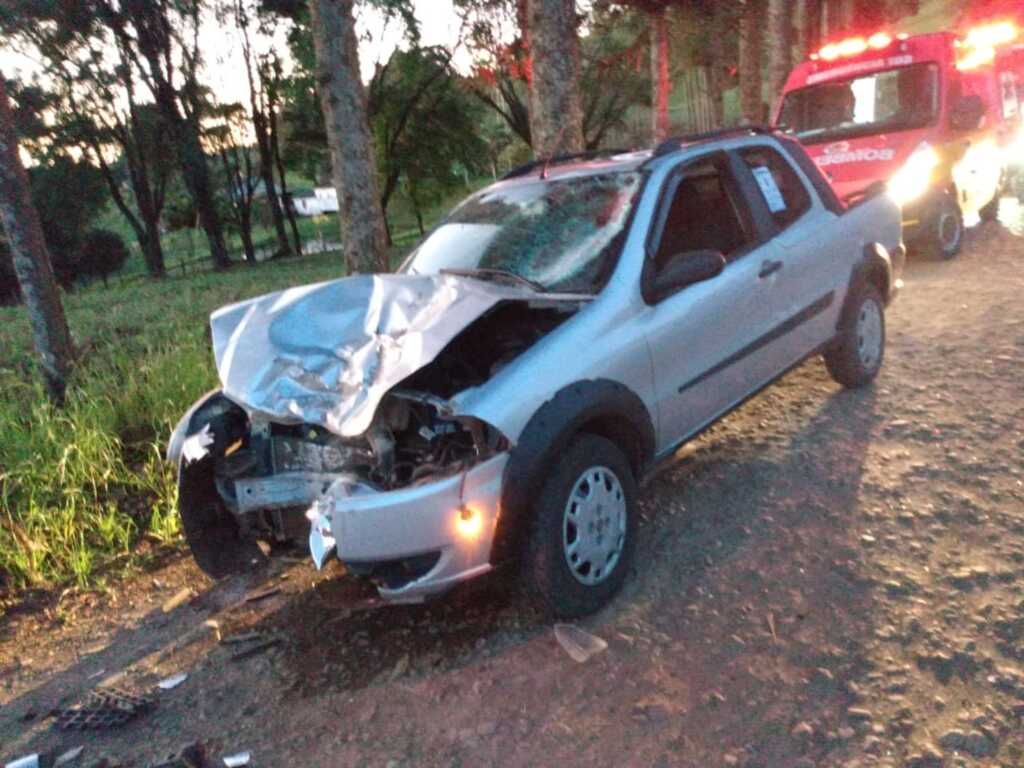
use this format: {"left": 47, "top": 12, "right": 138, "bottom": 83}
{"left": 739, "top": 0, "right": 764, "bottom": 124}
{"left": 706, "top": 9, "right": 727, "bottom": 128}
{"left": 310, "top": 0, "right": 389, "bottom": 274}
{"left": 177, "top": 116, "right": 231, "bottom": 269}
{"left": 649, "top": 9, "right": 671, "bottom": 142}
{"left": 253, "top": 116, "right": 292, "bottom": 258}
{"left": 526, "top": 0, "right": 584, "bottom": 158}
{"left": 270, "top": 110, "right": 303, "bottom": 256}
{"left": 0, "top": 77, "right": 73, "bottom": 403}
{"left": 766, "top": 0, "right": 793, "bottom": 112}
{"left": 140, "top": 220, "right": 166, "bottom": 278}
{"left": 823, "top": 0, "right": 850, "bottom": 37}
{"left": 796, "top": 0, "right": 822, "bottom": 62}
{"left": 239, "top": 211, "right": 256, "bottom": 264}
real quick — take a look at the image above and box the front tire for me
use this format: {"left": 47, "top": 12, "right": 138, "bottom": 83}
{"left": 824, "top": 283, "right": 885, "bottom": 389}
{"left": 917, "top": 192, "right": 963, "bottom": 260}
{"left": 522, "top": 434, "right": 637, "bottom": 619}
{"left": 178, "top": 459, "right": 266, "bottom": 579}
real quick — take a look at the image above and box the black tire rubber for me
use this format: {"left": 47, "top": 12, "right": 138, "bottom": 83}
{"left": 979, "top": 193, "right": 1001, "bottom": 223}
{"left": 824, "top": 283, "right": 886, "bottom": 389}
{"left": 521, "top": 434, "right": 638, "bottom": 619}
{"left": 918, "top": 192, "right": 963, "bottom": 260}
{"left": 178, "top": 459, "right": 266, "bottom": 579}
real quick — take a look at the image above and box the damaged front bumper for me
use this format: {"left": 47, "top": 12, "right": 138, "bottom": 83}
{"left": 307, "top": 452, "right": 508, "bottom": 602}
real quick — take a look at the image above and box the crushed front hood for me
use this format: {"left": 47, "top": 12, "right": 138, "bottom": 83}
{"left": 210, "top": 273, "right": 542, "bottom": 437}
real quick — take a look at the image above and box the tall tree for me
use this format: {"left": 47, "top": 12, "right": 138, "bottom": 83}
{"left": 766, "top": 0, "right": 794, "bottom": 105}
{"left": 738, "top": 0, "right": 764, "bottom": 124}
{"left": 98, "top": 0, "right": 232, "bottom": 269}
{"left": 608, "top": 1, "right": 721, "bottom": 140}
{"left": 0, "top": 6, "right": 173, "bottom": 277}
{"left": 310, "top": 0, "right": 389, "bottom": 273}
{"left": 526, "top": 0, "right": 585, "bottom": 157}
{"left": 265, "top": 52, "right": 304, "bottom": 256}
{"left": 649, "top": 5, "right": 671, "bottom": 142}
{"left": 795, "top": 0, "right": 822, "bottom": 63}
{"left": 370, "top": 47, "right": 489, "bottom": 236}
{"left": 208, "top": 103, "right": 260, "bottom": 263}
{"left": 0, "top": 76, "right": 73, "bottom": 403}
{"left": 232, "top": 0, "right": 294, "bottom": 257}
{"left": 461, "top": 0, "right": 645, "bottom": 149}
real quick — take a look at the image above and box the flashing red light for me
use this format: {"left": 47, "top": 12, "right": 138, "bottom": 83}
{"left": 838, "top": 37, "right": 868, "bottom": 56}
{"left": 816, "top": 31, "right": 894, "bottom": 62}
{"left": 956, "top": 21, "right": 1018, "bottom": 70}
{"left": 818, "top": 43, "right": 841, "bottom": 61}
{"left": 868, "top": 32, "right": 893, "bottom": 49}
{"left": 963, "top": 21, "right": 1017, "bottom": 49}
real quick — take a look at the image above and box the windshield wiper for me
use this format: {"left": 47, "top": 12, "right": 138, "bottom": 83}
{"left": 441, "top": 267, "right": 547, "bottom": 293}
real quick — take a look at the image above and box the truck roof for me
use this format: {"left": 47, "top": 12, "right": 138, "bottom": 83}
{"left": 499, "top": 127, "right": 793, "bottom": 183}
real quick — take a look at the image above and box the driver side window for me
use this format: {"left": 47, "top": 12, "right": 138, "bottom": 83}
{"left": 652, "top": 158, "right": 750, "bottom": 274}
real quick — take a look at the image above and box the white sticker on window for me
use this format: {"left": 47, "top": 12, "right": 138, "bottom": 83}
{"left": 751, "top": 166, "right": 787, "bottom": 213}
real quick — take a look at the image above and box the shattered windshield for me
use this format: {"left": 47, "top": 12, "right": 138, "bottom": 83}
{"left": 402, "top": 171, "right": 643, "bottom": 294}
{"left": 779, "top": 63, "right": 939, "bottom": 142}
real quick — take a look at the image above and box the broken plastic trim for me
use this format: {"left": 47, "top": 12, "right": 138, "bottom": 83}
{"left": 181, "top": 423, "right": 214, "bottom": 464}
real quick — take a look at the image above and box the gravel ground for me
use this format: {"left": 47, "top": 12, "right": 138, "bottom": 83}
{"left": 1, "top": 216, "right": 1022, "bottom": 768}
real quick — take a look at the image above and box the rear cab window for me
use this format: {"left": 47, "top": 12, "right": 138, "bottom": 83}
{"left": 737, "top": 146, "right": 812, "bottom": 230}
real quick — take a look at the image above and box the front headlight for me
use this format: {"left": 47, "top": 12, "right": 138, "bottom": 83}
{"left": 888, "top": 142, "right": 940, "bottom": 206}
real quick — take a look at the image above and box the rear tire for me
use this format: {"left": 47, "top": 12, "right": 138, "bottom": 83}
{"left": 178, "top": 460, "right": 266, "bottom": 579}
{"left": 521, "top": 434, "right": 637, "bottom": 619}
{"left": 824, "top": 283, "right": 885, "bottom": 389}
{"left": 917, "top": 192, "right": 963, "bottom": 260}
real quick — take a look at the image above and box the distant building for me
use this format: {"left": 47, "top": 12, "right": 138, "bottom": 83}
{"left": 289, "top": 186, "right": 339, "bottom": 217}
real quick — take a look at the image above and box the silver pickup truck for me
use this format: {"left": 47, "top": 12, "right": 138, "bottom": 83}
{"left": 167, "top": 127, "right": 904, "bottom": 618}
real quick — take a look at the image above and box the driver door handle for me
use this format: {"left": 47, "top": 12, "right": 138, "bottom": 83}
{"left": 759, "top": 259, "right": 783, "bottom": 279}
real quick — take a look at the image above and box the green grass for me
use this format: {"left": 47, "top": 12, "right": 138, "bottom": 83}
{"left": 0, "top": 249, "right": 357, "bottom": 594}
{"left": 0, "top": 179, "right": 488, "bottom": 596}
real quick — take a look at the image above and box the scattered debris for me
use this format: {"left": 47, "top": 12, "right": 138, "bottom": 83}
{"left": 766, "top": 612, "right": 778, "bottom": 643}
{"left": 243, "top": 586, "right": 281, "bottom": 604}
{"left": 222, "top": 752, "right": 250, "bottom": 767}
{"left": 554, "top": 624, "right": 608, "bottom": 663}
{"left": 52, "top": 688, "right": 155, "bottom": 730}
{"left": 162, "top": 588, "right": 192, "bottom": 614}
{"left": 86, "top": 669, "right": 106, "bottom": 680}
{"left": 157, "top": 673, "right": 188, "bottom": 690}
{"left": 230, "top": 636, "right": 281, "bottom": 662}
{"left": 182, "top": 423, "right": 214, "bottom": 464}
{"left": 390, "top": 654, "right": 410, "bottom": 680}
{"left": 149, "top": 741, "right": 208, "bottom": 768}
{"left": 202, "top": 619, "right": 221, "bottom": 643}
{"left": 54, "top": 746, "right": 85, "bottom": 766}
{"left": 5, "top": 755, "right": 39, "bottom": 768}
{"left": 220, "top": 632, "right": 264, "bottom": 646}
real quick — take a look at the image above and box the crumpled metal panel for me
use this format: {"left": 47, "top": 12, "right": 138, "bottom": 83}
{"left": 210, "top": 274, "right": 534, "bottom": 437}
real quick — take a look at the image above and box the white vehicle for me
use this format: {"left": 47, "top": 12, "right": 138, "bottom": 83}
{"left": 167, "top": 128, "right": 904, "bottom": 618}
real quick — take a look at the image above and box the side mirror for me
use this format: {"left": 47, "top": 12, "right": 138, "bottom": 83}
{"left": 652, "top": 249, "right": 726, "bottom": 301}
{"left": 949, "top": 94, "right": 986, "bottom": 131}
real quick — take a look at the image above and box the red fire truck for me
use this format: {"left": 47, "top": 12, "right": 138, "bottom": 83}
{"left": 775, "top": 20, "right": 1023, "bottom": 259}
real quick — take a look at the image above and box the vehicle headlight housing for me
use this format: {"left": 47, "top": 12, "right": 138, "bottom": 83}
{"left": 888, "top": 142, "right": 940, "bottom": 206}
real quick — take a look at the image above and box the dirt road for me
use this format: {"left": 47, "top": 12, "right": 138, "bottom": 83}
{"left": 1, "top": 219, "right": 1022, "bottom": 768}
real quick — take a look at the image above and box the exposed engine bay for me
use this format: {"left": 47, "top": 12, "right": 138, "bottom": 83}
{"left": 182, "top": 299, "right": 576, "bottom": 547}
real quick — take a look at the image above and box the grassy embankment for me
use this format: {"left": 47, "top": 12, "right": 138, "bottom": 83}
{"left": 0, "top": 181, "right": 485, "bottom": 598}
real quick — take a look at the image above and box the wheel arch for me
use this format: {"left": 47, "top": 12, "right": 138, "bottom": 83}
{"left": 490, "top": 378, "right": 655, "bottom": 564}
{"left": 838, "top": 243, "right": 893, "bottom": 332}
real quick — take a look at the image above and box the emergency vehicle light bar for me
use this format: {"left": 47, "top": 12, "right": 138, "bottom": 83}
{"left": 813, "top": 32, "right": 896, "bottom": 62}
{"left": 956, "top": 21, "right": 1018, "bottom": 70}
